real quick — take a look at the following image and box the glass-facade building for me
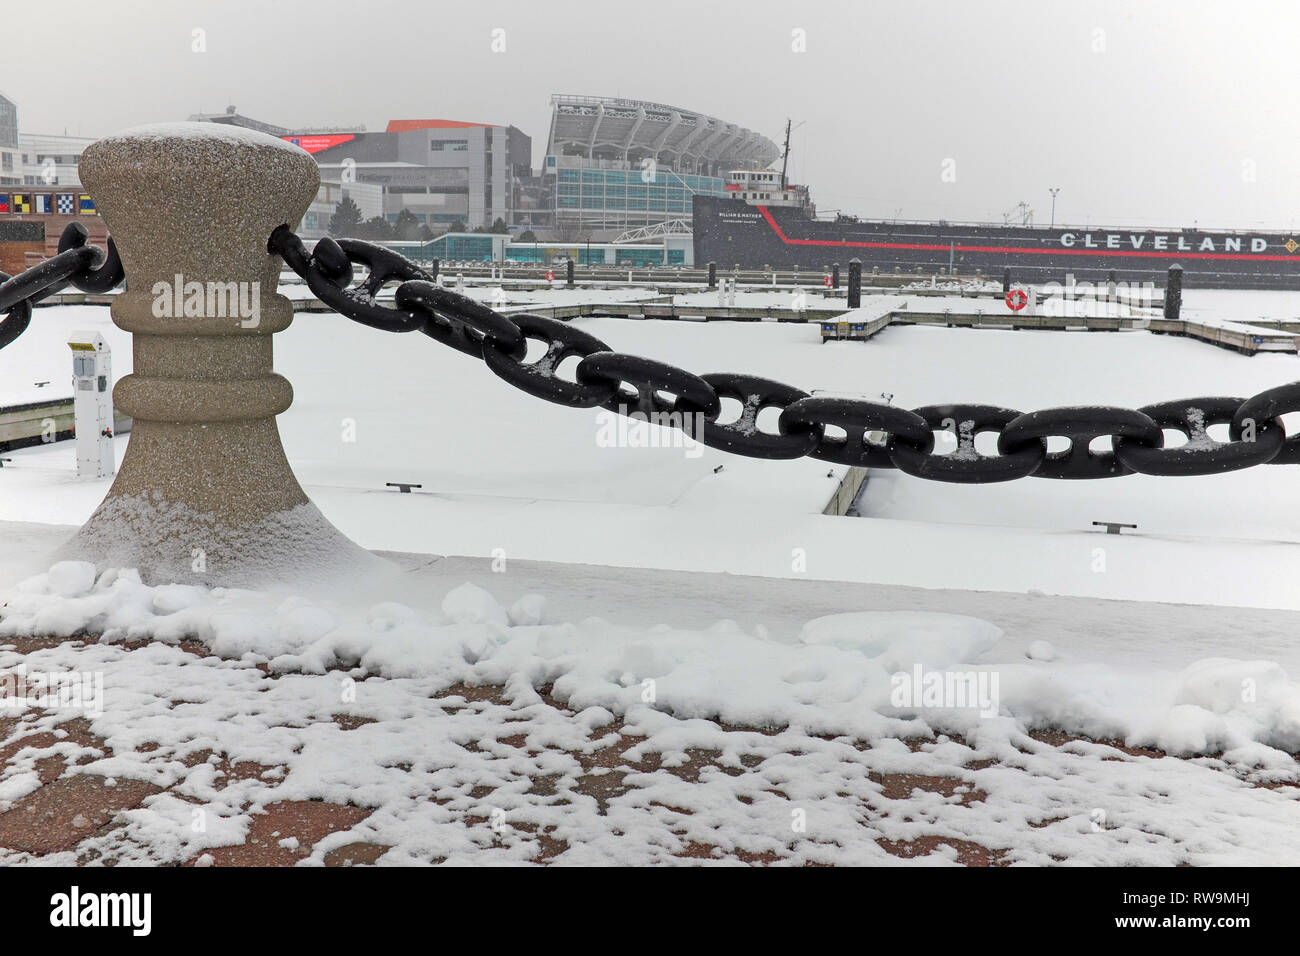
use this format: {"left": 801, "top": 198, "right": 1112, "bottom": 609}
{"left": 0, "top": 94, "right": 19, "bottom": 186}
{"left": 550, "top": 160, "right": 727, "bottom": 232}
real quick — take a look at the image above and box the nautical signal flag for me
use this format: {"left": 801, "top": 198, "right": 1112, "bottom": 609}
{"left": 12, "top": 194, "right": 29, "bottom": 213}
{"left": 0, "top": 195, "right": 8, "bottom": 213}
{"left": 35, "top": 194, "right": 52, "bottom": 214}
{"left": 56, "top": 193, "right": 74, "bottom": 214}
{"left": 78, "top": 195, "right": 95, "bottom": 213}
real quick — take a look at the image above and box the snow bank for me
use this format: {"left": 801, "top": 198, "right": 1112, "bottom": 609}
{"left": 5, "top": 563, "right": 1300, "bottom": 764}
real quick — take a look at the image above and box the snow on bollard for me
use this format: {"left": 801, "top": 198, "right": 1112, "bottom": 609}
{"left": 60, "top": 123, "right": 380, "bottom": 587}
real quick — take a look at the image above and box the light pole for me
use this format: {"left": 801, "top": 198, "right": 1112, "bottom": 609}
{"left": 1049, "top": 187, "right": 1061, "bottom": 229}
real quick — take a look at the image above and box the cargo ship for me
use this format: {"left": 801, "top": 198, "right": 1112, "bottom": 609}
{"left": 693, "top": 155, "right": 1300, "bottom": 290}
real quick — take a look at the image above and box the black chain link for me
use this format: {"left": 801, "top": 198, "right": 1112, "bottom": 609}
{"left": 890, "top": 405, "right": 1045, "bottom": 483}
{"left": 269, "top": 229, "right": 1300, "bottom": 482}
{"left": 0, "top": 222, "right": 124, "bottom": 351}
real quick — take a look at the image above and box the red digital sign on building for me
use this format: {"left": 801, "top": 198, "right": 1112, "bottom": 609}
{"left": 282, "top": 134, "right": 356, "bottom": 154}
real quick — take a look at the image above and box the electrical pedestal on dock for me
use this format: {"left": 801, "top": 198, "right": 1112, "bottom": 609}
{"left": 67, "top": 331, "right": 116, "bottom": 479}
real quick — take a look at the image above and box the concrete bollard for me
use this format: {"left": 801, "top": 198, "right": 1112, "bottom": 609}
{"left": 847, "top": 258, "right": 862, "bottom": 309}
{"left": 1164, "top": 263, "right": 1183, "bottom": 320}
{"left": 62, "top": 124, "right": 376, "bottom": 586}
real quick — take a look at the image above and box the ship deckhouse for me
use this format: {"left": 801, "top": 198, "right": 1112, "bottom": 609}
{"left": 724, "top": 169, "right": 812, "bottom": 210}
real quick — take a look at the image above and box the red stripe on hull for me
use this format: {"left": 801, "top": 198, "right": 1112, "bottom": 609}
{"left": 756, "top": 206, "right": 1299, "bottom": 263}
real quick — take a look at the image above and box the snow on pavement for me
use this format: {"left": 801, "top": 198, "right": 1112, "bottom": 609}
{"left": 2, "top": 552, "right": 1300, "bottom": 865}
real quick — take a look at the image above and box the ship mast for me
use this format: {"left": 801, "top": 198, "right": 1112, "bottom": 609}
{"left": 779, "top": 118, "right": 792, "bottom": 190}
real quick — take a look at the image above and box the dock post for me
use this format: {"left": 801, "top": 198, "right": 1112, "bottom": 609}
{"left": 847, "top": 258, "right": 862, "bottom": 309}
{"left": 1164, "top": 263, "right": 1183, "bottom": 321}
{"left": 566, "top": 258, "right": 575, "bottom": 288}
{"left": 61, "top": 124, "right": 376, "bottom": 585}
{"left": 1002, "top": 266, "right": 1011, "bottom": 294}
{"left": 832, "top": 262, "right": 840, "bottom": 290}
{"left": 707, "top": 261, "right": 716, "bottom": 289}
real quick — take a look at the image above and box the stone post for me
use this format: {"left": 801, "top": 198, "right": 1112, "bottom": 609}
{"left": 62, "top": 124, "right": 378, "bottom": 586}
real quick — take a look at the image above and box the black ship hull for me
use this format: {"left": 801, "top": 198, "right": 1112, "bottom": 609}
{"left": 692, "top": 196, "right": 1300, "bottom": 290}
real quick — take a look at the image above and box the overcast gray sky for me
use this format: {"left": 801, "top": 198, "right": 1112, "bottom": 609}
{"left": 7, "top": 0, "right": 1300, "bottom": 230}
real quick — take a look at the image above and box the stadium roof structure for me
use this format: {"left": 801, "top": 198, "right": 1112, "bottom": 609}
{"left": 546, "top": 94, "right": 779, "bottom": 175}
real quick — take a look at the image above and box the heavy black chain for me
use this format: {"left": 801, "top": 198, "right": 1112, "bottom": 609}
{"left": 268, "top": 226, "right": 1300, "bottom": 482}
{"left": 0, "top": 222, "right": 124, "bottom": 351}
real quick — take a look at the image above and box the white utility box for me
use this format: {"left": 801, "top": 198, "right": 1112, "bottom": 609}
{"left": 67, "top": 331, "right": 116, "bottom": 479}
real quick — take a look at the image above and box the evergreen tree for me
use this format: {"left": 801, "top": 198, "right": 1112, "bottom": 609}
{"left": 394, "top": 209, "right": 421, "bottom": 241}
{"left": 449, "top": 219, "right": 467, "bottom": 234}
{"left": 490, "top": 217, "right": 509, "bottom": 234}
{"left": 329, "top": 196, "right": 362, "bottom": 237}
{"left": 517, "top": 230, "right": 538, "bottom": 243}
{"left": 357, "top": 216, "right": 395, "bottom": 240}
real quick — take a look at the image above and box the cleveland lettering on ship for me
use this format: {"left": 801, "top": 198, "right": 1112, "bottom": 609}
{"left": 691, "top": 119, "right": 1300, "bottom": 289}
{"left": 1058, "top": 232, "right": 1270, "bottom": 253}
